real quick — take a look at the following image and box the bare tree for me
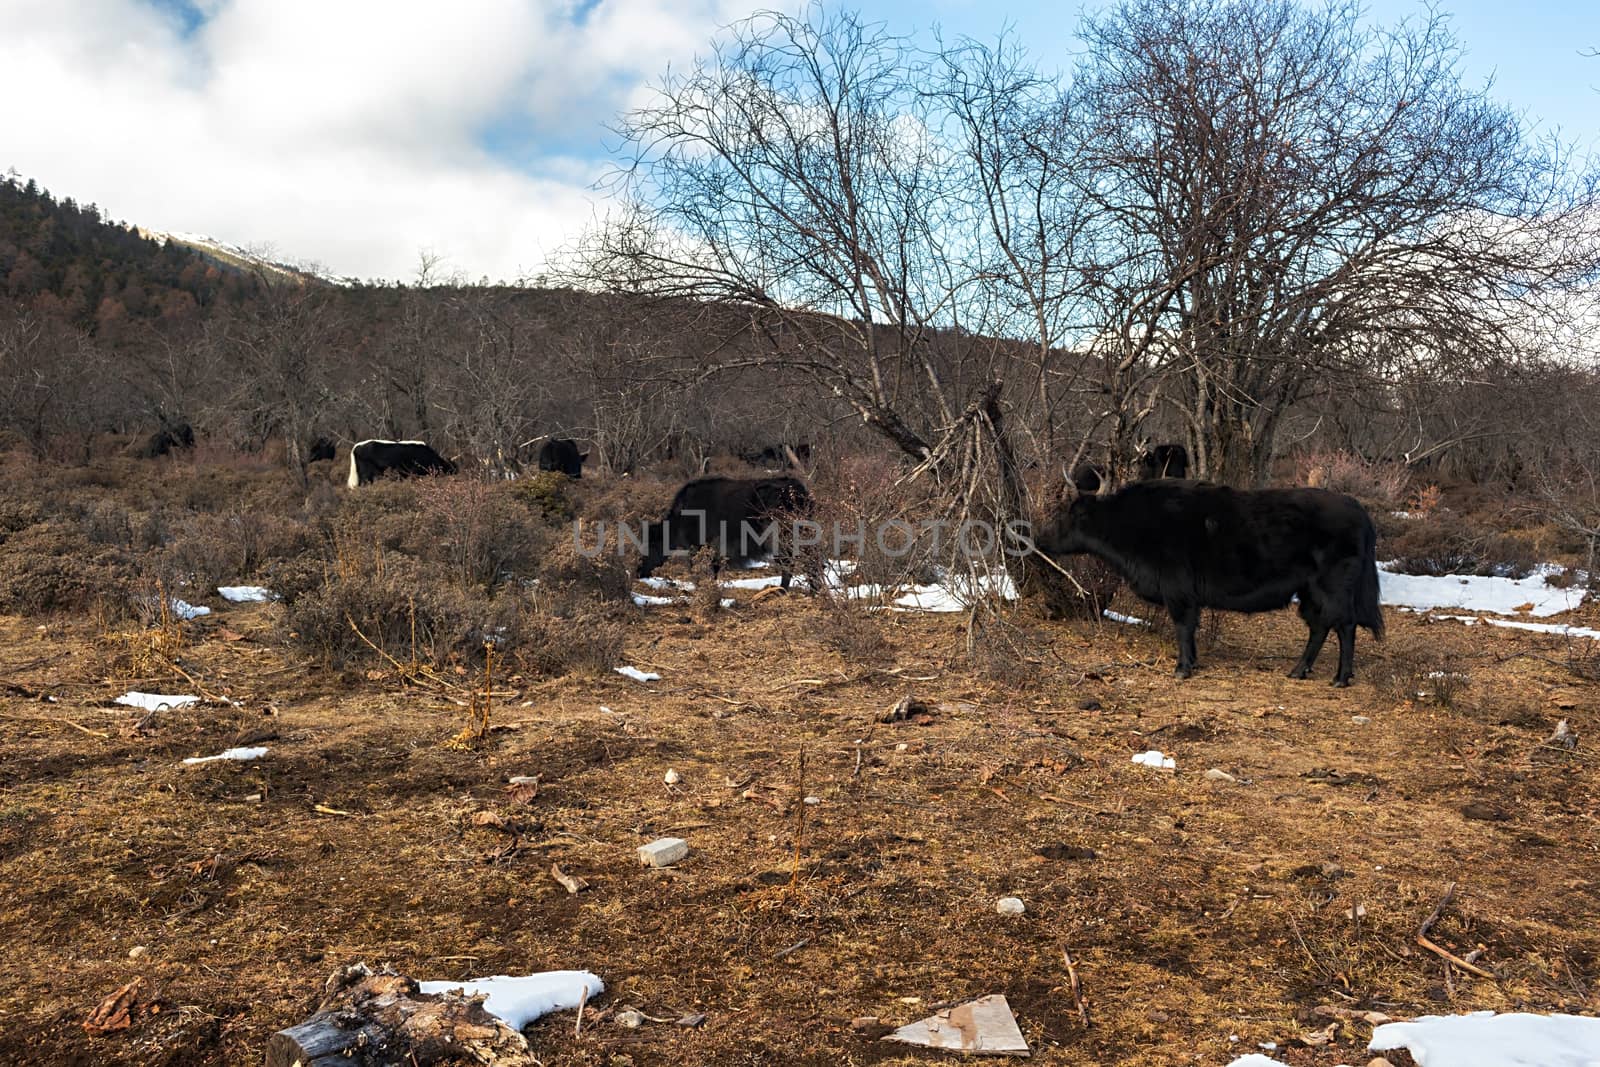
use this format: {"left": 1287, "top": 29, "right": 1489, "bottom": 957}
{"left": 1067, "top": 0, "right": 1600, "bottom": 484}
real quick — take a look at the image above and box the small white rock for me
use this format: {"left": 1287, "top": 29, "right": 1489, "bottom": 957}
{"left": 127, "top": 945, "right": 148, "bottom": 960}
{"left": 508, "top": 775, "right": 539, "bottom": 785}
{"left": 1203, "top": 768, "right": 1236, "bottom": 783}
{"left": 664, "top": 768, "right": 682, "bottom": 786}
{"left": 615, "top": 1008, "right": 645, "bottom": 1029}
{"left": 995, "top": 896, "right": 1026, "bottom": 916}
{"left": 895, "top": 743, "right": 909, "bottom": 753}
{"left": 1352, "top": 715, "right": 1371, "bottom": 725}
{"left": 803, "top": 795, "right": 821, "bottom": 806}
{"left": 637, "top": 837, "right": 689, "bottom": 867}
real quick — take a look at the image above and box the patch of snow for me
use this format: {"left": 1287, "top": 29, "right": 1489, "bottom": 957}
{"left": 638, "top": 576, "right": 688, "bottom": 591}
{"left": 146, "top": 597, "right": 210, "bottom": 619}
{"left": 1131, "top": 750, "right": 1176, "bottom": 770}
{"left": 115, "top": 691, "right": 199, "bottom": 711}
{"left": 1225, "top": 1057, "right": 1292, "bottom": 1067}
{"left": 631, "top": 593, "right": 682, "bottom": 607}
{"left": 876, "top": 574, "right": 1019, "bottom": 613}
{"left": 217, "top": 586, "right": 273, "bottom": 603}
{"left": 418, "top": 970, "right": 603, "bottom": 1031}
{"left": 182, "top": 746, "right": 267, "bottom": 765}
{"left": 615, "top": 666, "right": 660, "bottom": 683}
{"left": 723, "top": 574, "right": 787, "bottom": 590}
{"left": 1430, "top": 614, "right": 1600, "bottom": 641}
{"left": 1380, "top": 564, "right": 1587, "bottom": 618}
{"left": 1369, "top": 1010, "right": 1600, "bottom": 1067}
{"left": 1103, "top": 610, "right": 1146, "bottom": 625}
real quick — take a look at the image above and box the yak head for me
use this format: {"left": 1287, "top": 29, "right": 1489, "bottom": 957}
{"left": 636, "top": 520, "right": 669, "bottom": 579}
{"left": 1034, "top": 468, "right": 1111, "bottom": 556}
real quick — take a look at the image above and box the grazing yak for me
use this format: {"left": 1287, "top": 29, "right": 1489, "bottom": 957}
{"left": 347, "top": 439, "right": 456, "bottom": 487}
{"left": 132, "top": 421, "right": 195, "bottom": 459}
{"left": 638, "top": 476, "right": 818, "bottom": 590}
{"left": 1036, "top": 480, "right": 1384, "bottom": 685}
{"left": 538, "top": 438, "right": 588, "bottom": 479}
{"left": 1138, "top": 443, "right": 1189, "bottom": 480}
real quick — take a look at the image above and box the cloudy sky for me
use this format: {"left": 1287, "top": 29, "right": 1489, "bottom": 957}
{"left": 3, "top": 0, "right": 1596, "bottom": 283}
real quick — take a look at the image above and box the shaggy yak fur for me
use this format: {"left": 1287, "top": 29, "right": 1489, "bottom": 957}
{"left": 1036, "top": 479, "right": 1384, "bottom": 685}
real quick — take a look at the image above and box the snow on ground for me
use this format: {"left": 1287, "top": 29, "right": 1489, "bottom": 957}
{"left": 217, "top": 586, "right": 273, "bottom": 603}
{"left": 1379, "top": 564, "right": 1587, "bottom": 618}
{"left": 1369, "top": 1011, "right": 1600, "bottom": 1066}
{"left": 1103, "top": 610, "right": 1146, "bottom": 625}
{"left": 1131, "top": 750, "right": 1176, "bottom": 770}
{"left": 1430, "top": 614, "right": 1600, "bottom": 641}
{"left": 631, "top": 593, "right": 679, "bottom": 607}
{"left": 614, "top": 666, "right": 660, "bottom": 683}
{"left": 115, "top": 692, "right": 199, "bottom": 711}
{"left": 157, "top": 598, "right": 210, "bottom": 619}
{"left": 1228, "top": 1010, "right": 1600, "bottom": 1067}
{"left": 181, "top": 746, "right": 267, "bottom": 766}
{"left": 418, "top": 971, "right": 603, "bottom": 1031}
{"left": 722, "top": 574, "right": 788, "bottom": 590}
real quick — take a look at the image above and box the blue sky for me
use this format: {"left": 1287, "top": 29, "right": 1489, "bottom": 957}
{"left": 2, "top": 0, "right": 1595, "bottom": 281}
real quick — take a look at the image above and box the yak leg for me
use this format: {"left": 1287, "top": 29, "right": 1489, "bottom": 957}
{"left": 1168, "top": 602, "right": 1201, "bottom": 678}
{"left": 1331, "top": 622, "right": 1357, "bottom": 687}
{"left": 1289, "top": 623, "right": 1329, "bottom": 680}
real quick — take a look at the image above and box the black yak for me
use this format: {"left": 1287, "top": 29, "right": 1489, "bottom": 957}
{"left": 1138, "top": 443, "right": 1189, "bottom": 480}
{"left": 1035, "top": 480, "right": 1384, "bottom": 685}
{"left": 347, "top": 439, "right": 456, "bottom": 486}
{"left": 538, "top": 438, "right": 588, "bottom": 479}
{"left": 637, "top": 476, "right": 818, "bottom": 590}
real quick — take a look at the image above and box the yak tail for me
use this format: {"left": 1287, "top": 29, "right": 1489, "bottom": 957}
{"left": 1358, "top": 519, "right": 1385, "bottom": 640}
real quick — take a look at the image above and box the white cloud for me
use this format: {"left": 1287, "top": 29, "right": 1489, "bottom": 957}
{"left": 0, "top": 0, "right": 757, "bottom": 280}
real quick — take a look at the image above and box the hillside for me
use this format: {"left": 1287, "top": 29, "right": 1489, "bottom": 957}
{"left": 0, "top": 172, "right": 270, "bottom": 334}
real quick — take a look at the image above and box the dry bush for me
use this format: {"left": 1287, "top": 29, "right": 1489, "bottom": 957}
{"left": 1368, "top": 645, "right": 1469, "bottom": 708}
{"left": 0, "top": 496, "right": 43, "bottom": 538}
{"left": 509, "top": 470, "right": 576, "bottom": 524}
{"left": 284, "top": 552, "right": 508, "bottom": 668}
{"left": 810, "top": 451, "right": 939, "bottom": 590}
{"left": 513, "top": 609, "right": 626, "bottom": 678}
{"left": 814, "top": 598, "right": 892, "bottom": 662}
{"left": 1297, "top": 449, "right": 1411, "bottom": 503}
{"left": 531, "top": 535, "right": 633, "bottom": 616}
{"left": 0, "top": 523, "right": 131, "bottom": 615}
{"left": 411, "top": 477, "right": 551, "bottom": 591}
{"left": 1029, "top": 554, "right": 1122, "bottom": 620}
{"left": 1384, "top": 511, "right": 1539, "bottom": 578}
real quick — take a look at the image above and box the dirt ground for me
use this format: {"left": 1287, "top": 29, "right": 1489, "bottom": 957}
{"left": 0, "top": 580, "right": 1596, "bottom": 1066}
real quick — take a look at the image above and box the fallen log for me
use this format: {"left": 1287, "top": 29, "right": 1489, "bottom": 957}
{"left": 265, "top": 963, "right": 535, "bottom": 1067}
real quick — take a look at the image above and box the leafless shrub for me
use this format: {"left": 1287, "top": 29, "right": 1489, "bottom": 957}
{"left": 514, "top": 609, "right": 625, "bottom": 678}
{"left": 0, "top": 523, "right": 131, "bottom": 615}
{"left": 1385, "top": 513, "right": 1539, "bottom": 579}
{"left": 1297, "top": 450, "right": 1412, "bottom": 504}
{"left": 411, "top": 477, "right": 549, "bottom": 592}
{"left": 531, "top": 535, "right": 633, "bottom": 616}
{"left": 1369, "top": 647, "right": 1469, "bottom": 708}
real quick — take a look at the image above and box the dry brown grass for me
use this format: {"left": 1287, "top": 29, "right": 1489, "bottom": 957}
{"left": 1, "top": 582, "right": 1596, "bottom": 1066}
{"left": 0, "top": 453, "right": 1597, "bottom": 1066}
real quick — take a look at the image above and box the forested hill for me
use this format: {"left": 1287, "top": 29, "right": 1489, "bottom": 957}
{"left": 0, "top": 172, "right": 268, "bottom": 335}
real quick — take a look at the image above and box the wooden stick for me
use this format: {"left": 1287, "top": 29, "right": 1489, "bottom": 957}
{"left": 1417, "top": 934, "right": 1494, "bottom": 979}
{"left": 574, "top": 983, "right": 589, "bottom": 1037}
{"left": 1063, "top": 949, "right": 1091, "bottom": 1028}
{"left": 1415, "top": 882, "right": 1493, "bottom": 978}
{"left": 1417, "top": 882, "right": 1456, "bottom": 940}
